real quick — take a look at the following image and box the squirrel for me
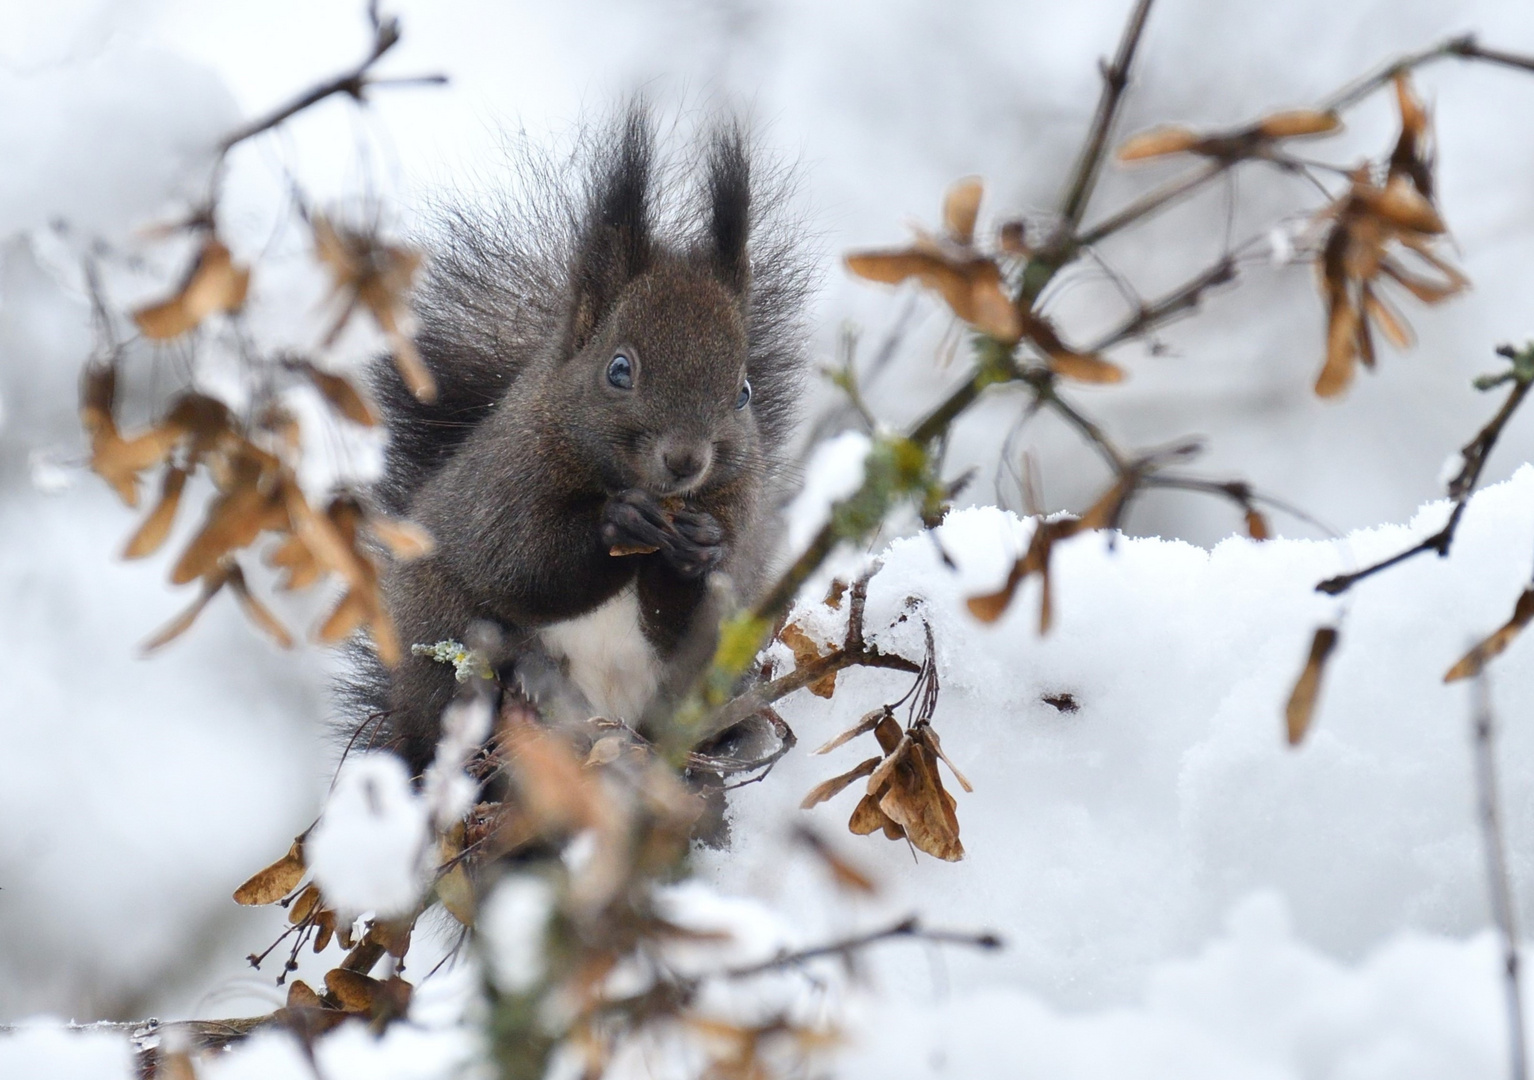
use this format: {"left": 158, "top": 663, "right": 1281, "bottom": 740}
{"left": 352, "top": 106, "right": 811, "bottom": 776}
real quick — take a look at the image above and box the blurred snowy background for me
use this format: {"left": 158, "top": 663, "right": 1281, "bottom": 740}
{"left": 7, "top": 0, "right": 1534, "bottom": 1076}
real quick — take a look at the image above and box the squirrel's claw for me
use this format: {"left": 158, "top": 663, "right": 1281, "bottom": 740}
{"left": 601, "top": 491, "right": 724, "bottom": 579}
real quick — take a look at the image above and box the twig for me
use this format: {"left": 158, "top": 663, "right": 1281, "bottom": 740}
{"left": 1320, "top": 34, "right": 1534, "bottom": 114}
{"left": 1317, "top": 348, "right": 1534, "bottom": 595}
{"left": 215, "top": 11, "right": 446, "bottom": 155}
{"left": 700, "top": 572, "right": 921, "bottom": 745}
{"left": 1471, "top": 675, "right": 1529, "bottom": 1080}
{"left": 1075, "top": 160, "right": 1229, "bottom": 251}
{"left": 1085, "top": 254, "right": 1238, "bottom": 352}
{"left": 1053, "top": 0, "right": 1159, "bottom": 239}
{"left": 722, "top": 915, "right": 1002, "bottom": 980}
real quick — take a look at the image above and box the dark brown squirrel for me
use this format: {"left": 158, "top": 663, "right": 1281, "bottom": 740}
{"left": 351, "top": 107, "right": 812, "bottom": 775}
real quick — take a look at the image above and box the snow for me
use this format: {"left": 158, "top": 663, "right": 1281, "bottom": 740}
{"left": 7, "top": 0, "right": 1534, "bottom": 1076}
{"left": 306, "top": 752, "right": 431, "bottom": 920}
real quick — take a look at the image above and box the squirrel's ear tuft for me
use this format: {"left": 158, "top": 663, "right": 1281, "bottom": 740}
{"left": 704, "top": 123, "right": 751, "bottom": 296}
{"left": 566, "top": 104, "right": 655, "bottom": 355}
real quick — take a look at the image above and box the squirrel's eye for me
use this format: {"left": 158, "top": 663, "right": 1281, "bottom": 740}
{"left": 607, "top": 354, "right": 633, "bottom": 390}
{"left": 735, "top": 379, "right": 751, "bottom": 410}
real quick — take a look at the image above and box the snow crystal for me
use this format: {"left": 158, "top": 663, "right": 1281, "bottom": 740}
{"left": 306, "top": 753, "right": 431, "bottom": 920}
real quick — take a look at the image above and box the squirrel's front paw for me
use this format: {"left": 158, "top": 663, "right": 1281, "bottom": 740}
{"left": 601, "top": 491, "right": 723, "bottom": 579}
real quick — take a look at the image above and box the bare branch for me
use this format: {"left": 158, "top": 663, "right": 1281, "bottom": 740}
{"left": 215, "top": 11, "right": 445, "bottom": 155}
{"left": 1086, "top": 254, "right": 1238, "bottom": 353}
{"left": 1053, "top": 0, "right": 1159, "bottom": 239}
{"left": 1471, "top": 676, "right": 1529, "bottom": 1080}
{"left": 722, "top": 915, "right": 1002, "bottom": 980}
{"left": 1318, "top": 348, "right": 1534, "bottom": 595}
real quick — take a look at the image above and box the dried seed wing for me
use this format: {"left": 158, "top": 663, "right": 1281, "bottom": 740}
{"left": 123, "top": 466, "right": 188, "bottom": 559}
{"left": 437, "top": 862, "right": 476, "bottom": 926}
{"left": 1285, "top": 626, "right": 1339, "bottom": 745}
{"left": 966, "top": 268, "right": 1024, "bottom": 342}
{"left": 1245, "top": 507, "right": 1271, "bottom": 541}
{"left": 286, "top": 980, "right": 323, "bottom": 1009}
{"left": 141, "top": 569, "right": 228, "bottom": 653}
{"left": 1256, "top": 109, "right": 1340, "bottom": 139}
{"left": 878, "top": 742, "right": 963, "bottom": 861}
{"left": 844, "top": 249, "right": 941, "bottom": 286}
{"left": 967, "top": 557, "right": 1026, "bottom": 623}
{"left": 1316, "top": 292, "right": 1359, "bottom": 398}
{"left": 917, "top": 725, "right": 973, "bottom": 792}
{"left": 323, "top": 969, "right": 380, "bottom": 1013}
{"left": 386, "top": 328, "right": 437, "bottom": 403}
{"left": 133, "top": 237, "right": 250, "bottom": 339}
{"left": 865, "top": 735, "right": 913, "bottom": 795}
{"left": 267, "top": 533, "right": 323, "bottom": 591}
{"left": 800, "top": 757, "right": 882, "bottom": 809}
{"left": 288, "top": 883, "right": 321, "bottom": 925}
{"left": 368, "top": 604, "right": 403, "bottom": 667}
{"left": 1048, "top": 350, "right": 1125, "bottom": 384}
{"left": 170, "top": 482, "right": 274, "bottom": 585}
{"left": 1445, "top": 588, "right": 1534, "bottom": 682}
{"left": 225, "top": 562, "right": 294, "bottom": 648}
{"left": 1117, "top": 125, "right": 1202, "bottom": 161}
{"left": 872, "top": 713, "right": 904, "bottom": 754}
{"left": 1364, "top": 176, "right": 1444, "bottom": 235}
{"left": 1363, "top": 288, "right": 1413, "bottom": 349}
{"left": 814, "top": 706, "right": 891, "bottom": 755}
{"left": 365, "top": 513, "right": 434, "bottom": 560}
{"left": 943, "top": 176, "right": 984, "bottom": 246}
{"left": 848, "top": 791, "right": 903, "bottom": 838}
{"left": 317, "top": 589, "right": 370, "bottom": 644}
{"left": 233, "top": 838, "right": 306, "bottom": 905}
{"left": 300, "top": 363, "right": 379, "bottom": 427}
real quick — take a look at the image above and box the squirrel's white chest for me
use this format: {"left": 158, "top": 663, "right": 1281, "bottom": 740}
{"left": 538, "top": 585, "right": 661, "bottom": 721}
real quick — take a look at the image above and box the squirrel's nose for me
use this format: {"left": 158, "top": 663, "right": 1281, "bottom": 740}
{"left": 663, "top": 446, "right": 707, "bottom": 481}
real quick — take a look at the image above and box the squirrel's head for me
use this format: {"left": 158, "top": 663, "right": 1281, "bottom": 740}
{"left": 551, "top": 111, "right": 763, "bottom": 498}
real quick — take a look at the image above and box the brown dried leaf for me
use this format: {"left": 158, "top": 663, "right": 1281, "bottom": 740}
{"left": 942, "top": 176, "right": 984, "bottom": 246}
{"left": 133, "top": 237, "right": 250, "bottom": 340}
{"left": 123, "top": 467, "right": 189, "bottom": 559}
{"left": 1245, "top": 508, "right": 1270, "bottom": 541}
{"left": 1359, "top": 176, "right": 1444, "bottom": 235}
{"left": 1117, "top": 125, "right": 1203, "bottom": 161}
{"left": 1445, "top": 588, "right": 1534, "bottom": 682}
{"left": 779, "top": 622, "right": 837, "bottom": 698}
{"left": 823, "top": 579, "right": 848, "bottom": 609}
{"left": 1286, "top": 626, "right": 1339, "bottom": 745}
{"left": 233, "top": 839, "right": 306, "bottom": 905}
{"left": 814, "top": 706, "right": 891, "bottom": 755}
{"left": 800, "top": 757, "right": 882, "bottom": 810}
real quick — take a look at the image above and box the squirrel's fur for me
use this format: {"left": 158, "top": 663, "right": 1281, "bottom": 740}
{"left": 351, "top": 106, "right": 812, "bottom": 774}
